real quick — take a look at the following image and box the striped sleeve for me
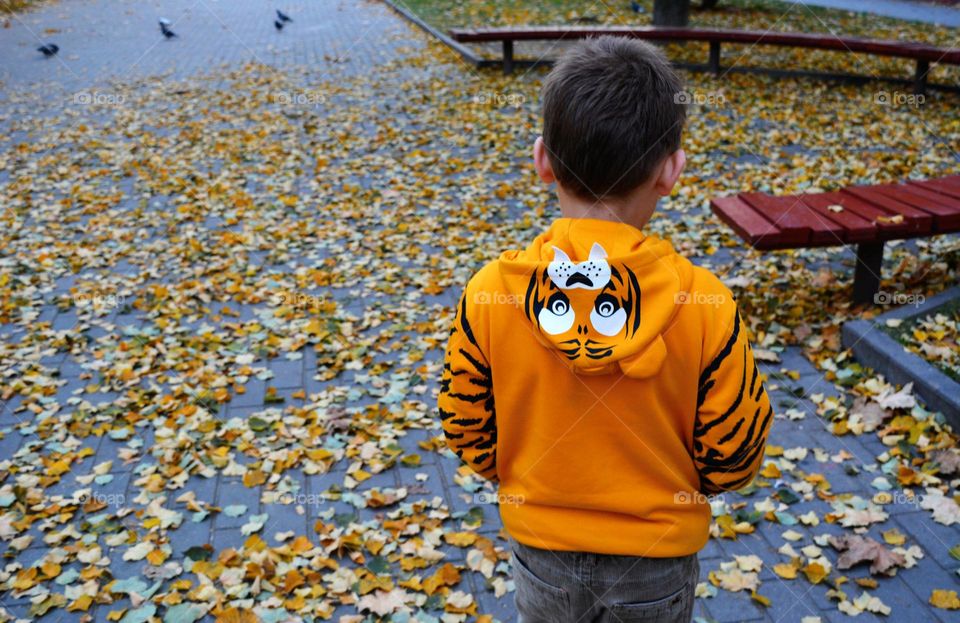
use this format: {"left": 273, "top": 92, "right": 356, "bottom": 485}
{"left": 438, "top": 292, "right": 498, "bottom": 481}
{"left": 694, "top": 308, "right": 774, "bottom": 494}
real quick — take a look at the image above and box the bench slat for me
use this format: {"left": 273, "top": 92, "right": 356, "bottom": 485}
{"left": 841, "top": 186, "right": 933, "bottom": 235}
{"left": 908, "top": 178, "right": 960, "bottom": 202}
{"left": 710, "top": 196, "right": 797, "bottom": 249}
{"left": 793, "top": 193, "right": 878, "bottom": 242}
{"left": 739, "top": 192, "right": 846, "bottom": 244}
{"left": 807, "top": 191, "right": 914, "bottom": 238}
{"left": 874, "top": 184, "right": 960, "bottom": 231}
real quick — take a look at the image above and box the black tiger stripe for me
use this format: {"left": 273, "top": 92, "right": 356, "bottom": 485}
{"left": 439, "top": 291, "right": 498, "bottom": 479}
{"left": 458, "top": 346, "right": 490, "bottom": 378}
{"left": 459, "top": 295, "right": 479, "bottom": 349}
{"left": 699, "top": 405, "right": 772, "bottom": 473}
{"left": 700, "top": 404, "right": 765, "bottom": 465}
{"left": 695, "top": 344, "right": 748, "bottom": 437}
{"left": 697, "top": 311, "right": 740, "bottom": 409}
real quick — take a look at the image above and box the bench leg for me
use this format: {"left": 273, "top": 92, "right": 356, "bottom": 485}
{"left": 853, "top": 242, "right": 884, "bottom": 305}
{"left": 503, "top": 40, "right": 514, "bottom": 75}
{"left": 914, "top": 59, "right": 929, "bottom": 96}
{"left": 708, "top": 41, "right": 721, "bottom": 76}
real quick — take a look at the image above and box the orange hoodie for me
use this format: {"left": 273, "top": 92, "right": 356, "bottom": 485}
{"left": 438, "top": 218, "right": 773, "bottom": 557}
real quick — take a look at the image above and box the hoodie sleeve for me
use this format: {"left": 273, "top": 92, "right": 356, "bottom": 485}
{"left": 438, "top": 285, "right": 498, "bottom": 481}
{"left": 694, "top": 302, "right": 773, "bottom": 495}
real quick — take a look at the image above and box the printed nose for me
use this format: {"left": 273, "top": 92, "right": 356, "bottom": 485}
{"left": 565, "top": 272, "right": 593, "bottom": 288}
{"left": 577, "top": 324, "right": 588, "bottom": 335}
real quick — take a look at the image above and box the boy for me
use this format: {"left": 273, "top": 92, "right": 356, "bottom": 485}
{"left": 438, "top": 36, "right": 773, "bottom": 623}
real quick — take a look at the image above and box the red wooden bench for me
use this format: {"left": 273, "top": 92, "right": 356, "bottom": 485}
{"left": 710, "top": 175, "right": 960, "bottom": 304}
{"left": 449, "top": 26, "right": 960, "bottom": 93}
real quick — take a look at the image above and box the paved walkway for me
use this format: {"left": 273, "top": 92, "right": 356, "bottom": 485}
{"left": 798, "top": 0, "right": 960, "bottom": 27}
{"left": 0, "top": 1, "right": 958, "bottom": 622}
{"left": 0, "top": 0, "right": 413, "bottom": 89}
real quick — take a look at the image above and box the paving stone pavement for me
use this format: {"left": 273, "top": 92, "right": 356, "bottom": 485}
{"left": 1, "top": 0, "right": 959, "bottom": 622}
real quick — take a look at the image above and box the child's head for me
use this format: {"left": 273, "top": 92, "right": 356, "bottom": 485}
{"left": 535, "top": 36, "right": 687, "bottom": 220}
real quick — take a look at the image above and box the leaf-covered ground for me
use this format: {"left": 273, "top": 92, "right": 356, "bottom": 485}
{"left": 886, "top": 301, "right": 960, "bottom": 382}
{"left": 1, "top": 0, "right": 959, "bottom": 621}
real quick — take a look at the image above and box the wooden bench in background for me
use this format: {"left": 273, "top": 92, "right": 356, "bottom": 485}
{"left": 449, "top": 26, "right": 960, "bottom": 94}
{"left": 710, "top": 175, "right": 960, "bottom": 304}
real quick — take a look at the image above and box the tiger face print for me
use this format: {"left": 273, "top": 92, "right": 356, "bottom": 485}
{"left": 524, "top": 243, "right": 642, "bottom": 362}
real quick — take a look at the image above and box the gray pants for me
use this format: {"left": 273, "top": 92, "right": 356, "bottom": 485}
{"left": 509, "top": 537, "right": 699, "bottom": 623}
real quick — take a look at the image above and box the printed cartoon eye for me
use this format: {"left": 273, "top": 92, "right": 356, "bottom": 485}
{"left": 548, "top": 294, "right": 569, "bottom": 316}
{"left": 538, "top": 292, "right": 575, "bottom": 335}
{"left": 594, "top": 293, "right": 619, "bottom": 318}
{"left": 590, "top": 293, "right": 627, "bottom": 337}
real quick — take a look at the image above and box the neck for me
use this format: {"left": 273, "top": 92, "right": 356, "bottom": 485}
{"left": 556, "top": 186, "right": 658, "bottom": 230}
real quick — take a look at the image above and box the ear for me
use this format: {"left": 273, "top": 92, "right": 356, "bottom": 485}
{"left": 588, "top": 242, "right": 607, "bottom": 261}
{"left": 652, "top": 149, "right": 686, "bottom": 197}
{"left": 533, "top": 136, "right": 556, "bottom": 184}
{"left": 551, "top": 245, "right": 571, "bottom": 264}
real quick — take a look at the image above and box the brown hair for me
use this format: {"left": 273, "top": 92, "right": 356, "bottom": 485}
{"left": 540, "top": 36, "right": 686, "bottom": 200}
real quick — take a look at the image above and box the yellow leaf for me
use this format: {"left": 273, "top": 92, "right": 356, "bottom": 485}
{"left": 759, "top": 463, "right": 781, "bottom": 479}
{"left": 802, "top": 562, "right": 828, "bottom": 584}
{"left": 444, "top": 532, "right": 478, "bottom": 547}
{"left": 765, "top": 445, "right": 784, "bottom": 457}
{"left": 215, "top": 607, "right": 260, "bottom": 623}
{"left": 12, "top": 567, "right": 38, "bottom": 591}
{"left": 67, "top": 595, "right": 94, "bottom": 612}
{"left": 881, "top": 528, "right": 906, "bottom": 546}
{"left": 146, "top": 548, "right": 168, "bottom": 566}
{"left": 243, "top": 470, "right": 267, "bottom": 487}
{"left": 422, "top": 563, "right": 461, "bottom": 595}
{"left": 773, "top": 563, "right": 798, "bottom": 579}
{"left": 41, "top": 562, "right": 62, "bottom": 579}
{"left": 750, "top": 590, "right": 771, "bottom": 607}
{"left": 930, "top": 590, "right": 960, "bottom": 610}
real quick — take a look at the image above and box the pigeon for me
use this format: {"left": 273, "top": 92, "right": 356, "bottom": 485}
{"left": 37, "top": 43, "right": 59, "bottom": 57}
{"left": 276, "top": 9, "right": 292, "bottom": 23}
{"left": 274, "top": 19, "right": 284, "bottom": 31}
{"left": 160, "top": 22, "right": 177, "bottom": 39}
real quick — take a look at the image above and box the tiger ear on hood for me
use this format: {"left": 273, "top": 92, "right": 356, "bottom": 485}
{"left": 550, "top": 246, "right": 572, "bottom": 265}
{"left": 588, "top": 242, "right": 607, "bottom": 261}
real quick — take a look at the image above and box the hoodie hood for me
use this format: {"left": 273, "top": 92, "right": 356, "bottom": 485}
{"left": 498, "top": 218, "right": 693, "bottom": 379}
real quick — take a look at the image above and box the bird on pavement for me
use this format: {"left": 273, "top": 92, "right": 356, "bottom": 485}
{"left": 37, "top": 43, "right": 59, "bottom": 57}
{"left": 159, "top": 20, "right": 177, "bottom": 39}
{"left": 276, "top": 9, "right": 293, "bottom": 23}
